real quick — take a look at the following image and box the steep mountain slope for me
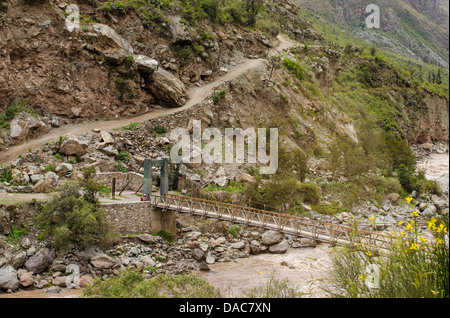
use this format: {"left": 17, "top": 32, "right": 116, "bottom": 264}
{"left": 294, "top": 0, "right": 449, "bottom": 68}
{"left": 0, "top": 0, "right": 448, "bottom": 213}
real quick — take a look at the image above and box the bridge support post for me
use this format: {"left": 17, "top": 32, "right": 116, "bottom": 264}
{"left": 151, "top": 206, "right": 177, "bottom": 237}
{"left": 143, "top": 158, "right": 169, "bottom": 200}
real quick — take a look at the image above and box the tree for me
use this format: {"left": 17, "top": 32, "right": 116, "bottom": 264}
{"left": 267, "top": 54, "right": 281, "bottom": 83}
{"left": 245, "top": 0, "right": 264, "bottom": 26}
{"left": 436, "top": 68, "right": 443, "bottom": 85}
{"left": 37, "top": 171, "right": 108, "bottom": 251}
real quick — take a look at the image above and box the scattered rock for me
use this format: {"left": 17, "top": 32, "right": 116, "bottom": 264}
{"left": 59, "top": 135, "right": 88, "bottom": 156}
{"left": 90, "top": 254, "right": 117, "bottom": 270}
{"left": 100, "top": 131, "right": 115, "bottom": 144}
{"left": 79, "top": 275, "right": 94, "bottom": 288}
{"left": 0, "top": 266, "right": 19, "bottom": 291}
{"left": 24, "top": 248, "right": 56, "bottom": 274}
{"left": 261, "top": 230, "right": 283, "bottom": 245}
{"left": 268, "top": 239, "right": 289, "bottom": 254}
{"left": 192, "top": 248, "right": 205, "bottom": 261}
{"left": 18, "top": 271, "right": 34, "bottom": 288}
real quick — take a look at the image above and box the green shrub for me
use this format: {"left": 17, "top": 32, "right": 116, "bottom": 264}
{"left": 82, "top": 269, "right": 220, "bottom": 298}
{"left": 396, "top": 164, "right": 420, "bottom": 194}
{"left": 298, "top": 182, "right": 321, "bottom": 205}
{"left": 153, "top": 125, "right": 168, "bottom": 135}
{"left": 283, "top": 57, "right": 307, "bottom": 81}
{"left": 0, "top": 168, "right": 13, "bottom": 183}
{"left": 122, "top": 122, "right": 139, "bottom": 131}
{"left": 0, "top": 97, "right": 35, "bottom": 127}
{"left": 37, "top": 173, "right": 108, "bottom": 251}
{"left": 44, "top": 164, "right": 56, "bottom": 173}
{"left": 115, "top": 151, "right": 131, "bottom": 161}
{"left": 229, "top": 224, "right": 240, "bottom": 239}
{"left": 154, "top": 230, "right": 174, "bottom": 245}
{"left": 6, "top": 226, "right": 28, "bottom": 245}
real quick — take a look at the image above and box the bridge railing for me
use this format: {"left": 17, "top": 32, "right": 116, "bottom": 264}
{"left": 150, "top": 194, "right": 393, "bottom": 249}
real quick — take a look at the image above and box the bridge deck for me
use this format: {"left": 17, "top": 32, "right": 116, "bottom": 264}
{"left": 150, "top": 194, "right": 392, "bottom": 250}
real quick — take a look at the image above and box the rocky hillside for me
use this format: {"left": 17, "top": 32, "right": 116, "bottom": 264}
{"left": 0, "top": 0, "right": 449, "bottom": 297}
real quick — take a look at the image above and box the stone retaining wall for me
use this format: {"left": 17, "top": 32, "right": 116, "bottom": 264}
{"left": 102, "top": 202, "right": 176, "bottom": 235}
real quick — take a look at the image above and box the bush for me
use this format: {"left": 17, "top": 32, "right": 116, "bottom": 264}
{"left": 37, "top": 176, "right": 108, "bottom": 251}
{"left": 0, "top": 168, "right": 13, "bottom": 182}
{"left": 153, "top": 230, "right": 174, "bottom": 245}
{"left": 396, "top": 164, "right": 420, "bottom": 194}
{"left": 298, "top": 182, "right": 321, "bottom": 205}
{"left": 283, "top": 57, "right": 307, "bottom": 81}
{"left": 82, "top": 269, "right": 220, "bottom": 298}
{"left": 0, "top": 97, "right": 35, "bottom": 127}
{"left": 153, "top": 125, "right": 168, "bottom": 135}
{"left": 115, "top": 151, "right": 131, "bottom": 161}
{"left": 244, "top": 277, "right": 300, "bottom": 298}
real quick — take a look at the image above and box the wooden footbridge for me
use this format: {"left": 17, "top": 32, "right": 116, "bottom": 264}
{"left": 149, "top": 193, "right": 393, "bottom": 250}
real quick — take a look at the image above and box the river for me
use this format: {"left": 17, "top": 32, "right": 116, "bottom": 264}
{"left": 417, "top": 153, "right": 450, "bottom": 192}
{"left": 197, "top": 243, "right": 332, "bottom": 298}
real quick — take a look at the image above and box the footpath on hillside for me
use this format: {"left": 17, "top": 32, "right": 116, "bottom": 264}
{"left": 0, "top": 35, "right": 298, "bottom": 165}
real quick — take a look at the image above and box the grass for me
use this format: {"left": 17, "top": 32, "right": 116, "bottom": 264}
{"left": 0, "top": 97, "right": 35, "bottom": 127}
{"left": 122, "top": 122, "right": 139, "bottom": 131}
{"left": 82, "top": 269, "right": 221, "bottom": 298}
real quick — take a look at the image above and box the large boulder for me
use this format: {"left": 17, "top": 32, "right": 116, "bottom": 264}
{"left": 168, "top": 15, "right": 191, "bottom": 44}
{"left": 100, "top": 131, "right": 115, "bottom": 144}
{"left": 95, "top": 160, "right": 119, "bottom": 172}
{"left": 90, "top": 254, "right": 116, "bottom": 269}
{"left": 147, "top": 68, "right": 187, "bottom": 108}
{"left": 87, "top": 24, "right": 134, "bottom": 65}
{"left": 134, "top": 55, "right": 159, "bottom": 74}
{"left": 268, "top": 239, "right": 289, "bottom": 254}
{"left": 55, "top": 162, "right": 74, "bottom": 176}
{"left": 261, "top": 230, "right": 283, "bottom": 245}
{"left": 0, "top": 266, "right": 19, "bottom": 291}
{"left": 59, "top": 135, "right": 88, "bottom": 156}
{"left": 24, "top": 248, "right": 56, "bottom": 274}
{"left": 10, "top": 112, "right": 49, "bottom": 143}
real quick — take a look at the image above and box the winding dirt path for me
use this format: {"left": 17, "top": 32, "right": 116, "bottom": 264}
{"left": 0, "top": 35, "right": 297, "bottom": 165}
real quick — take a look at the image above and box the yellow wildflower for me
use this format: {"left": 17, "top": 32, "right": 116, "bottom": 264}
{"left": 406, "top": 223, "right": 415, "bottom": 232}
{"left": 436, "top": 223, "right": 447, "bottom": 234}
{"left": 366, "top": 251, "right": 373, "bottom": 256}
{"left": 410, "top": 211, "right": 419, "bottom": 217}
{"left": 398, "top": 221, "right": 404, "bottom": 226}
{"left": 401, "top": 231, "right": 406, "bottom": 236}
{"left": 360, "top": 275, "right": 366, "bottom": 280}
{"left": 431, "top": 290, "right": 440, "bottom": 295}
{"left": 418, "top": 236, "right": 428, "bottom": 243}
{"left": 405, "top": 197, "right": 413, "bottom": 204}
{"left": 369, "top": 217, "right": 375, "bottom": 221}
{"left": 436, "top": 238, "right": 443, "bottom": 247}
{"left": 427, "top": 218, "right": 437, "bottom": 230}
{"left": 409, "top": 242, "right": 418, "bottom": 251}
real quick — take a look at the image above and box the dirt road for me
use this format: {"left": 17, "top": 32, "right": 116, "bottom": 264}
{"left": 0, "top": 35, "right": 298, "bottom": 165}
